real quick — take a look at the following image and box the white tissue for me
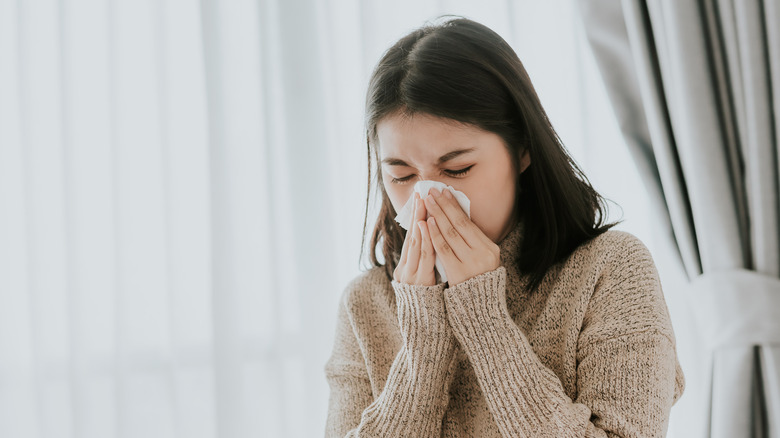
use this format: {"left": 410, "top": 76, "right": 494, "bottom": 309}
{"left": 394, "top": 180, "right": 471, "bottom": 283}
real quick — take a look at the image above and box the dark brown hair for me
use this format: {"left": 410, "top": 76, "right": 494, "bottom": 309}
{"left": 359, "top": 16, "right": 621, "bottom": 295}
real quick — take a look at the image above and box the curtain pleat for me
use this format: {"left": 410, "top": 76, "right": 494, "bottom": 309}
{"left": 711, "top": 346, "right": 754, "bottom": 438}
{"left": 64, "top": 0, "right": 116, "bottom": 436}
{"left": 620, "top": 0, "right": 702, "bottom": 276}
{"left": 761, "top": 346, "right": 780, "bottom": 435}
{"left": 581, "top": 1, "right": 780, "bottom": 437}
{"left": 113, "top": 0, "right": 174, "bottom": 435}
{"left": 733, "top": 0, "right": 779, "bottom": 276}
{"left": 19, "top": 0, "right": 71, "bottom": 437}
{"left": 688, "top": 267, "right": 780, "bottom": 438}
{"left": 767, "top": 2, "right": 780, "bottom": 201}
{"left": 688, "top": 269, "right": 780, "bottom": 436}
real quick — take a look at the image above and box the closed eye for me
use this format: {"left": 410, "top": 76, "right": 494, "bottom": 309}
{"left": 390, "top": 165, "right": 474, "bottom": 184}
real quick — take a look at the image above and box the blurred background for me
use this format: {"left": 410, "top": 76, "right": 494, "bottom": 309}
{"left": 6, "top": 0, "right": 767, "bottom": 437}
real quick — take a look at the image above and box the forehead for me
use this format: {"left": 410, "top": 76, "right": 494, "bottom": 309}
{"left": 376, "top": 112, "right": 485, "bottom": 159}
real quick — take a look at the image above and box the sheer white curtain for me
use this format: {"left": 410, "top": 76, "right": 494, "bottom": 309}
{"left": 0, "top": 0, "right": 689, "bottom": 437}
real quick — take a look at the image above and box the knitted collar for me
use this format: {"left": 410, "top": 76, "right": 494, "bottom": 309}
{"left": 497, "top": 216, "right": 525, "bottom": 267}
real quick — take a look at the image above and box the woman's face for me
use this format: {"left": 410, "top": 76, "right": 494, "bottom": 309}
{"left": 377, "top": 112, "right": 530, "bottom": 243}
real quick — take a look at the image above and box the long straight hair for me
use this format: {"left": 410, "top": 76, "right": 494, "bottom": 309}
{"left": 359, "top": 16, "right": 621, "bottom": 295}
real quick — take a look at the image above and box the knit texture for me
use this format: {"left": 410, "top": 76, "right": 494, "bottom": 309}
{"left": 324, "top": 219, "right": 685, "bottom": 437}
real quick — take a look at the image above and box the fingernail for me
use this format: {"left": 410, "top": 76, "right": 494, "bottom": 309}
{"left": 444, "top": 189, "right": 453, "bottom": 199}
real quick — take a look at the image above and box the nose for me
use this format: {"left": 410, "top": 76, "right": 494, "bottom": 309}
{"left": 412, "top": 178, "right": 452, "bottom": 199}
{"left": 418, "top": 176, "right": 443, "bottom": 184}
{"left": 414, "top": 178, "right": 441, "bottom": 192}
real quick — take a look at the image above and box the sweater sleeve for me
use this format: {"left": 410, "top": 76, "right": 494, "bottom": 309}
{"left": 442, "top": 236, "right": 684, "bottom": 438}
{"left": 324, "top": 278, "right": 459, "bottom": 437}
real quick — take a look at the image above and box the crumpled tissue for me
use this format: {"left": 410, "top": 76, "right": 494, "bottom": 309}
{"left": 394, "top": 180, "right": 470, "bottom": 283}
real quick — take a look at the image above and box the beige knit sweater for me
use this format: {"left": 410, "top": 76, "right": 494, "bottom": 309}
{"left": 324, "top": 219, "right": 685, "bottom": 437}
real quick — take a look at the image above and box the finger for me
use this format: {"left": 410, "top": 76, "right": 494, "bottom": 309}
{"left": 432, "top": 189, "right": 485, "bottom": 247}
{"left": 399, "top": 192, "right": 419, "bottom": 265}
{"left": 416, "top": 191, "right": 427, "bottom": 223}
{"left": 427, "top": 216, "right": 461, "bottom": 263}
{"left": 406, "top": 216, "right": 423, "bottom": 272}
{"left": 408, "top": 192, "right": 420, "bottom": 240}
{"left": 448, "top": 191, "right": 493, "bottom": 246}
{"left": 417, "top": 220, "right": 435, "bottom": 274}
{"left": 412, "top": 196, "right": 429, "bottom": 274}
{"left": 424, "top": 190, "right": 470, "bottom": 257}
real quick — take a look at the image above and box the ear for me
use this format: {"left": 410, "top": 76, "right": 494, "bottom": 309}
{"left": 518, "top": 148, "right": 531, "bottom": 173}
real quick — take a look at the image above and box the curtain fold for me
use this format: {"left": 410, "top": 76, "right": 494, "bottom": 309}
{"left": 579, "top": 1, "right": 780, "bottom": 437}
{"left": 689, "top": 270, "right": 780, "bottom": 437}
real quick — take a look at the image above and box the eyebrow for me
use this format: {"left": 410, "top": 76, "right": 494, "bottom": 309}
{"left": 381, "top": 147, "right": 476, "bottom": 167}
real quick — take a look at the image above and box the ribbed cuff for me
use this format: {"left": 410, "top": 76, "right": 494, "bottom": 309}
{"left": 353, "top": 281, "right": 457, "bottom": 437}
{"left": 391, "top": 280, "right": 452, "bottom": 351}
{"left": 443, "top": 267, "right": 512, "bottom": 332}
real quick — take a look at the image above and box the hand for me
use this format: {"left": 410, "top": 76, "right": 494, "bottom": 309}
{"left": 423, "top": 188, "right": 501, "bottom": 286}
{"left": 393, "top": 192, "right": 437, "bottom": 286}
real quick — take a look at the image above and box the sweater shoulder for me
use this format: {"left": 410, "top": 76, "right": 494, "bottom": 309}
{"left": 583, "top": 229, "right": 651, "bottom": 255}
{"left": 574, "top": 229, "right": 655, "bottom": 272}
{"left": 575, "top": 229, "right": 675, "bottom": 341}
{"left": 574, "top": 229, "right": 660, "bottom": 287}
{"left": 339, "top": 265, "right": 393, "bottom": 313}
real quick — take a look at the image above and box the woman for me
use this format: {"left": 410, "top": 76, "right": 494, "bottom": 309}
{"left": 324, "top": 16, "right": 685, "bottom": 437}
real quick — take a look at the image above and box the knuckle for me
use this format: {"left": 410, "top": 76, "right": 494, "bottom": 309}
{"left": 456, "top": 216, "right": 470, "bottom": 228}
{"left": 446, "top": 226, "right": 459, "bottom": 239}
{"left": 442, "top": 241, "right": 453, "bottom": 254}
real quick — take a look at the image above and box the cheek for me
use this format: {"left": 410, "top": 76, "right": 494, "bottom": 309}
{"left": 382, "top": 184, "right": 410, "bottom": 213}
{"left": 380, "top": 172, "right": 400, "bottom": 201}
{"left": 462, "top": 182, "right": 510, "bottom": 226}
